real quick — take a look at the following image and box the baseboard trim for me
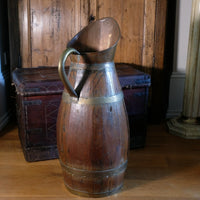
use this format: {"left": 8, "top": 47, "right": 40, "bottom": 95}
{"left": 0, "top": 109, "right": 12, "bottom": 131}
{"left": 166, "top": 72, "right": 185, "bottom": 119}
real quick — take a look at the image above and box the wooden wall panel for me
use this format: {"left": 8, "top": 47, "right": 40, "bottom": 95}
{"left": 18, "top": 0, "right": 31, "bottom": 68}
{"left": 17, "top": 0, "right": 165, "bottom": 69}
{"left": 30, "top": 0, "right": 85, "bottom": 67}
{"left": 154, "top": 0, "right": 167, "bottom": 70}
{"left": 120, "top": 0, "right": 145, "bottom": 65}
{"left": 142, "top": 0, "right": 156, "bottom": 69}
{"left": 96, "top": 0, "right": 145, "bottom": 64}
{"left": 150, "top": 0, "right": 168, "bottom": 122}
{"left": 18, "top": 0, "right": 91, "bottom": 67}
{"left": 31, "top": 0, "right": 65, "bottom": 67}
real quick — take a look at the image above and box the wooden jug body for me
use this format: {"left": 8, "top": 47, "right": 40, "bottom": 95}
{"left": 57, "top": 17, "right": 129, "bottom": 197}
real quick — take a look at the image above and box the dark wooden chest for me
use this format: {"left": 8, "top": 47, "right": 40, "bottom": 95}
{"left": 12, "top": 64, "right": 150, "bottom": 161}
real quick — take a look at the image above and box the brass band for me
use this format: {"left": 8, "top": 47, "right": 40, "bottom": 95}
{"left": 62, "top": 91, "right": 124, "bottom": 105}
{"left": 70, "top": 61, "right": 115, "bottom": 71}
{"left": 64, "top": 182, "right": 123, "bottom": 198}
{"left": 60, "top": 159, "right": 127, "bottom": 178}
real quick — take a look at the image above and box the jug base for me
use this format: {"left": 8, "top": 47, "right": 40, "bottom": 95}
{"left": 64, "top": 182, "right": 123, "bottom": 197}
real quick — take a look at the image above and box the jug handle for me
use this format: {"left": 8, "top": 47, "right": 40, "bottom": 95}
{"left": 58, "top": 48, "right": 80, "bottom": 98}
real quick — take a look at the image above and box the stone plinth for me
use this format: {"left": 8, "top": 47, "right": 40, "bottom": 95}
{"left": 167, "top": 118, "right": 200, "bottom": 139}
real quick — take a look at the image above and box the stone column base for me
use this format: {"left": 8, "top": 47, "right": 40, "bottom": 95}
{"left": 167, "top": 118, "right": 200, "bottom": 139}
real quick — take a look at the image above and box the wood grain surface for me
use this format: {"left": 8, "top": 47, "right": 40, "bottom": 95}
{"left": 15, "top": 0, "right": 167, "bottom": 69}
{"left": 0, "top": 122, "right": 200, "bottom": 199}
{"left": 57, "top": 48, "right": 129, "bottom": 196}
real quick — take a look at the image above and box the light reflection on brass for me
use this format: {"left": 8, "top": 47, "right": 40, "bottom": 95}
{"left": 62, "top": 91, "right": 124, "bottom": 105}
{"left": 60, "top": 159, "right": 127, "bottom": 177}
{"left": 69, "top": 62, "right": 115, "bottom": 71}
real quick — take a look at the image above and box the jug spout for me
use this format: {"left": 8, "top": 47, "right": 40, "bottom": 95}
{"left": 67, "top": 17, "right": 121, "bottom": 63}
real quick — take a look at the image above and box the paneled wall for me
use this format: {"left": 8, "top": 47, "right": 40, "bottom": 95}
{"left": 15, "top": 0, "right": 167, "bottom": 70}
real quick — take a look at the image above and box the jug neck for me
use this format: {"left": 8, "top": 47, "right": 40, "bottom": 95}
{"left": 69, "top": 45, "right": 117, "bottom": 64}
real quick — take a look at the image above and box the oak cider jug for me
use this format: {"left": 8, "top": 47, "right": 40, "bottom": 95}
{"left": 57, "top": 17, "right": 129, "bottom": 197}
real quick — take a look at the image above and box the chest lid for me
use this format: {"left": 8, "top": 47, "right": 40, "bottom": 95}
{"left": 12, "top": 67, "right": 64, "bottom": 96}
{"left": 12, "top": 64, "right": 151, "bottom": 96}
{"left": 116, "top": 63, "right": 151, "bottom": 88}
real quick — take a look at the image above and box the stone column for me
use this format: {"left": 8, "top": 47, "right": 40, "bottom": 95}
{"left": 167, "top": 0, "right": 200, "bottom": 139}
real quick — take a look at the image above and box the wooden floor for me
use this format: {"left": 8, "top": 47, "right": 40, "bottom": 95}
{"left": 0, "top": 122, "right": 200, "bottom": 200}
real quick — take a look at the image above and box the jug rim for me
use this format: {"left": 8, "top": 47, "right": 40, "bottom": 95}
{"left": 67, "top": 17, "right": 121, "bottom": 56}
